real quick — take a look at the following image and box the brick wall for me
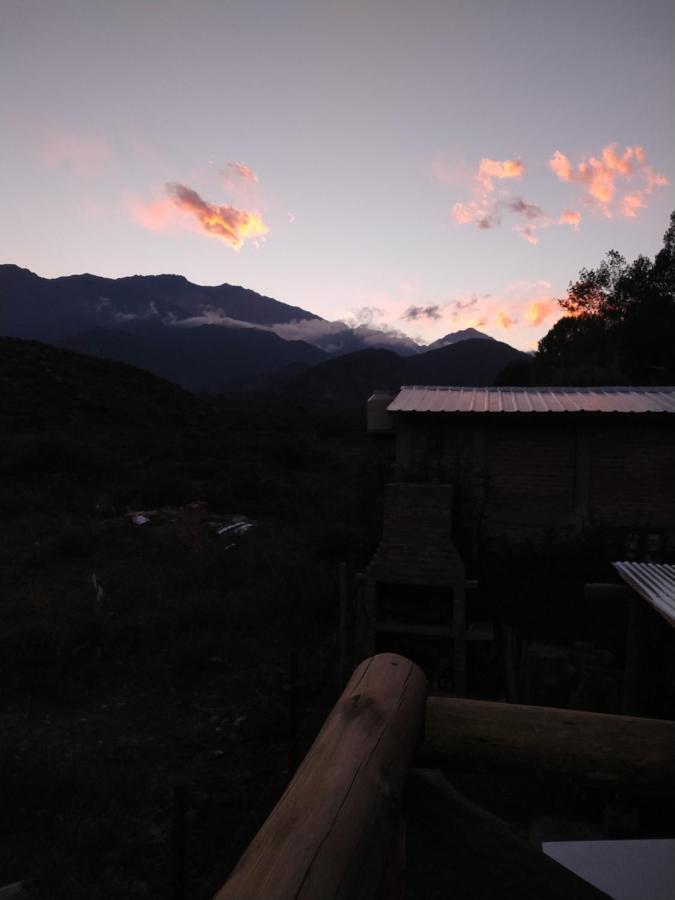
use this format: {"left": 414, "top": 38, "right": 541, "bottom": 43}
{"left": 397, "top": 414, "right": 675, "bottom": 545}
{"left": 589, "top": 421, "right": 675, "bottom": 528}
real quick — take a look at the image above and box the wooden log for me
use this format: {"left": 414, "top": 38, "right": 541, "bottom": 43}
{"left": 214, "top": 654, "right": 427, "bottom": 900}
{"left": 422, "top": 697, "right": 675, "bottom": 794}
{"left": 406, "top": 769, "right": 610, "bottom": 899}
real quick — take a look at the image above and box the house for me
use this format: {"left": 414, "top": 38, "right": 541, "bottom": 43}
{"left": 370, "top": 386, "right": 675, "bottom": 555}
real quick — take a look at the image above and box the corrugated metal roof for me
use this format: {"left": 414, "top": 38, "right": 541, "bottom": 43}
{"left": 613, "top": 562, "right": 675, "bottom": 629}
{"left": 387, "top": 386, "right": 675, "bottom": 414}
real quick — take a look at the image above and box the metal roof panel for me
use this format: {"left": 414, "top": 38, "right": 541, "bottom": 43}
{"left": 613, "top": 562, "right": 675, "bottom": 629}
{"left": 388, "top": 386, "right": 675, "bottom": 414}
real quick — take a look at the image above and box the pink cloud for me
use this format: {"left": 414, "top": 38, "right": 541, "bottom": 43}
{"left": 515, "top": 224, "right": 539, "bottom": 245}
{"left": 38, "top": 134, "right": 109, "bottom": 176}
{"left": 129, "top": 196, "right": 178, "bottom": 231}
{"left": 451, "top": 156, "right": 548, "bottom": 239}
{"left": 559, "top": 209, "right": 582, "bottom": 230}
{"left": 130, "top": 183, "right": 269, "bottom": 249}
{"left": 222, "top": 160, "right": 258, "bottom": 184}
{"left": 476, "top": 157, "right": 525, "bottom": 191}
{"left": 621, "top": 193, "right": 646, "bottom": 218}
{"left": 548, "top": 144, "right": 668, "bottom": 217}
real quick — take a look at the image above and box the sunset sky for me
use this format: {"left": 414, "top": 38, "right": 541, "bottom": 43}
{"left": 2, "top": 0, "right": 674, "bottom": 350}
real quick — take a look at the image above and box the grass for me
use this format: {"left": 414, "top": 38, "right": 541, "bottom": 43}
{"left": 0, "top": 339, "right": 387, "bottom": 897}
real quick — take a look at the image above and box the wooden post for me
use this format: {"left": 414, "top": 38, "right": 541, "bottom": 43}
{"left": 422, "top": 696, "right": 675, "bottom": 795}
{"left": 407, "top": 769, "right": 610, "bottom": 899}
{"left": 214, "top": 654, "right": 427, "bottom": 900}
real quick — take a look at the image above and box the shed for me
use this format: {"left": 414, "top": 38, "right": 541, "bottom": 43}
{"left": 386, "top": 386, "right": 675, "bottom": 549}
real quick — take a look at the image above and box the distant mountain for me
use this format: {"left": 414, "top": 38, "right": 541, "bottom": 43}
{"left": 61, "top": 321, "right": 327, "bottom": 393}
{"left": 0, "top": 264, "right": 320, "bottom": 344}
{"left": 272, "top": 338, "right": 530, "bottom": 408}
{"left": 0, "top": 265, "right": 419, "bottom": 372}
{"left": 0, "top": 266, "right": 522, "bottom": 394}
{"left": 424, "top": 328, "right": 494, "bottom": 351}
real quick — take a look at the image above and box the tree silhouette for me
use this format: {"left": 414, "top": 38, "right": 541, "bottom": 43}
{"left": 500, "top": 211, "right": 675, "bottom": 385}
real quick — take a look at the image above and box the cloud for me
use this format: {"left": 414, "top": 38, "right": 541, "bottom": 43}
{"left": 476, "top": 157, "right": 525, "bottom": 191}
{"left": 346, "top": 306, "right": 384, "bottom": 327}
{"left": 548, "top": 144, "right": 668, "bottom": 217}
{"left": 436, "top": 281, "right": 560, "bottom": 336}
{"left": 559, "top": 209, "right": 582, "bottom": 230}
{"left": 515, "top": 224, "right": 539, "bottom": 245}
{"left": 506, "top": 198, "right": 543, "bottom": 219}
{"left": 620, "top": 193, "right": 646, "bottom": 217}
{"left": 451, "top": 157, "right": 549, "bottom": 239}
{"left": 402, "top": 304, "right": 442, "bottom": 321}
{"left": 38, "top": 134, "right": 108, "bottom": 176}
{"left": 132, "top": 183, "right": 269, "bottom": 249}
{"left": 129, "top": 196, "right": 177, "bottom": 231}
{"left": 524, "top": 299, "right": 557, "bottom": 326}
{"left": 465, "top": 316, "right": 488, "bottom": 329}
{"left": 496, "top": 310, "right": 514, "bottom": 329}
{"left": 222, "top": 160, "right": 258, "bottom": 184}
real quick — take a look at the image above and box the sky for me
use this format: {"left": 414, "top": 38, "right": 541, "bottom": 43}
{"left": 2, "top": 0, "right": 674, "bottom": 350}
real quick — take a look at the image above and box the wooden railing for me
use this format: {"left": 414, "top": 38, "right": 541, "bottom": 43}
{"left": 214, "top": 653, "right": 675, "bottom": 899}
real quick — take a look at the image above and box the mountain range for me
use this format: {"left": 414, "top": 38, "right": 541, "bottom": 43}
{"left": 0, "top": 265, "right": 528, "bottom": 402}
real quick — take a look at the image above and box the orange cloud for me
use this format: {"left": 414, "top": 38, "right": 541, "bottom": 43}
{"left": 166, "top": 183, "right": 268, "bottom": 248}
{"left": 476, "top": 157, "right": 525, "bottom": 191}
{"left": 559, "top": 209, "right": 582, "bottom": 230}
{"left": 548, "top": 144, "right": 668, "bottom": 217}
{"left": 496, "top": 310, "right": 514, "bottom": 329}
{"left": 525, "top": 299, "right": 557, "bottom": 326}
{"left": 131, "top": 183, "right": 269, "bottom": 249}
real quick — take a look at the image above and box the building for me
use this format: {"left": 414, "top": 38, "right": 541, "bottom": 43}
{"left": 372, "top": 386, "right": 675, "bottom": 555}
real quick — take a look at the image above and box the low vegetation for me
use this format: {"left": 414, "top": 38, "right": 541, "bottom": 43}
{"left": 0, "top": 339, "right": 388, "bottom": 898}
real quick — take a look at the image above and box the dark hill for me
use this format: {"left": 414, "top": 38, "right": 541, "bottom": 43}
{"left": 273, "top": 338, "right": 529, "bottom": 408}
{"left": 60, "top": 321, "right": 327, "bottom": 392}
{"left": 0, "top": 337, "right": 203, "bottom": 433}
{"left": 406, "top": 338, "right": 527, "bottom": 384}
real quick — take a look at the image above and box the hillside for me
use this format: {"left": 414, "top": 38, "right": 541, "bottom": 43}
{"left": 0, "top": 337, "right": 382, "bottom": 898}
{"left": 272, "top": 338, "right": 530, "bottom": 408}
{"left": 60, "top": 321, "right": 327, "bottom": 392}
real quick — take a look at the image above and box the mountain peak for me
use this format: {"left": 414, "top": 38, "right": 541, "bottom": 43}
{"left": 425, "top": 328, "right": 494, "bottom": 351}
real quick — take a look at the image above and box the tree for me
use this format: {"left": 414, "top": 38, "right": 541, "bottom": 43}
{"left": 530, "top": 211, "right": 675, "bottom": 385}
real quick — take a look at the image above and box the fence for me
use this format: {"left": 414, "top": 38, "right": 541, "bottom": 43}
{"left": 214, "top": 653, "right": 675, "bottom": 899}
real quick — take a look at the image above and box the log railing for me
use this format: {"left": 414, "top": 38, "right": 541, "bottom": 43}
{"left": 215, "top": 654, "right": 427, "bottom": 899}
{"left": 214, "top": 654, "right": 675, "bottom": 899}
